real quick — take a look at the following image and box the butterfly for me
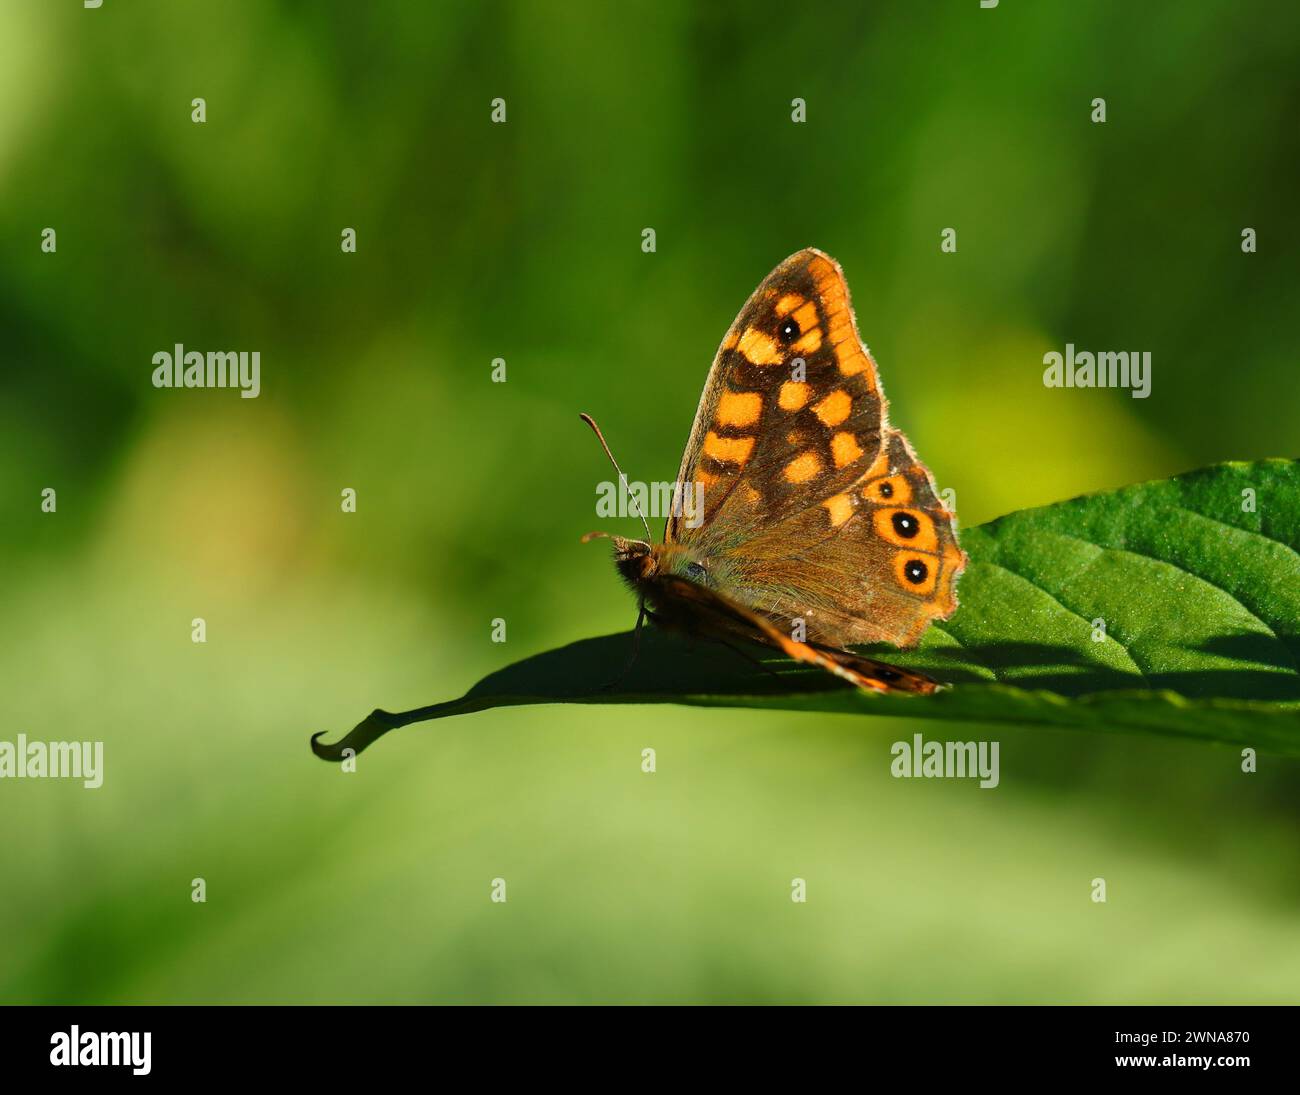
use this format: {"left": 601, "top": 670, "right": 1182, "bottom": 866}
{"left": 582, "top": 248, "right": 966, "bottom": 695}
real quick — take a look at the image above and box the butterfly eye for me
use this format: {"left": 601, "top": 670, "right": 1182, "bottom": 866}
{"left": 892, "top": 512, "right": 919, "bottom": 539}
{"left": 903, "top": 559, "right": 929, "bottom": 585}
{"left": 777, "top": 317, "right": 800, "bottom": 344}
{"left": 685, "top": 561, "right": 708, "bottom": 583}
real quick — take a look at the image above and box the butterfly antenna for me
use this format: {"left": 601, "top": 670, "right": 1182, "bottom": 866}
{"left": 579, "top": 413, "right": 652, "bottom": 540}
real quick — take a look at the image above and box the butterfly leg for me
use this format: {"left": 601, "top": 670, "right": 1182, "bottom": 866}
{"left": 598, "top": 599, "right": 647, "bottom": 692}
{"left": 714, "top": 637, "right": 786, "bottom": 682}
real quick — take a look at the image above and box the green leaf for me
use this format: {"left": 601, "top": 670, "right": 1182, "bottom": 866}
{"left": 312, "top": 460, "right": 1300, "bottom": 759}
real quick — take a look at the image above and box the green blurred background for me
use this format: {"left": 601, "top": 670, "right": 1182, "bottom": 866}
{"left": 2, "top": 0, "right": 1299, "bottom": 1003}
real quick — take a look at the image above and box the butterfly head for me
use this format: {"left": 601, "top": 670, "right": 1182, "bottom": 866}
{"left": 611, "top": 536, "right": 656, "bottom": 586}
{"left": 582, "top": 533, "right": 716, "bottom": 594}
{"left": 582, "top": 531, "right": 656, "bottom": 583}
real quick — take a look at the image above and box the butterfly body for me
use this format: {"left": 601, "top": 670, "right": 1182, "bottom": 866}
{"left": 592, "top": 248, "right": 966, "bottom": 695}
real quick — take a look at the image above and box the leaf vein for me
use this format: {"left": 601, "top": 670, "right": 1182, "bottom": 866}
{"left": 979, "top": 556, "right": 1151, "bottom": 684}
{"left": 1048, "top": 528, "right": 1299, "bottom": 675}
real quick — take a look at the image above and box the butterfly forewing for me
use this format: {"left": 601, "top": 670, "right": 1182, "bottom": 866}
{"left": 667, "top": 249, "right": 887, "bottom": 539}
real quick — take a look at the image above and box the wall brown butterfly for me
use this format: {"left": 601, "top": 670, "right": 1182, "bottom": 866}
{"left": 583, "top": 248, "right": 966, "bottom": 695}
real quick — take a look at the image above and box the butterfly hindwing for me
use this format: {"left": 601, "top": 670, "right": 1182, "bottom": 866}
{"left": 721, "top": 428, "right": 966, "bottom": 648}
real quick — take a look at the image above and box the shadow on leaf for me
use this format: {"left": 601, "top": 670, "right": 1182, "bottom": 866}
{"left": 311, "top": 624, "right": 1300, "bottom": 760}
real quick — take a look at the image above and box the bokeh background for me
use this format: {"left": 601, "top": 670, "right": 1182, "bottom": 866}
{"left": 2, "top": 0, "right": 1299, "bottom": 1003}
